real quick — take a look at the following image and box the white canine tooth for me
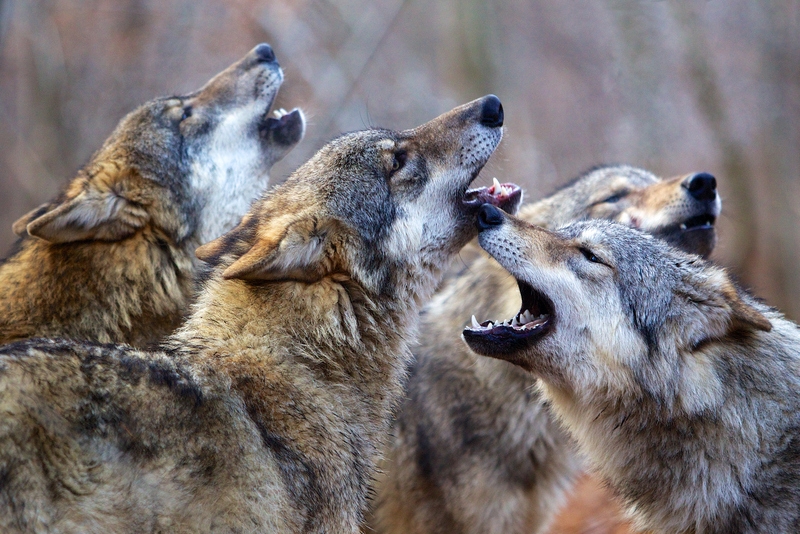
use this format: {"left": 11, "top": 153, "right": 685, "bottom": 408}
{"left": 471, "top": 315, "right": 481, "bottom": 329}
{"left": 680, "top": 223, "right": 687, "bottom": 230}
{"left": 511, "top": 315, "right": 519, "bottom": 327}
{"left": 492, "top": 177, "right": 501, "bottom": 191}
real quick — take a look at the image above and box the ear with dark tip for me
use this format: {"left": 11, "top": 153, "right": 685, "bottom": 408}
{"left": 195, "top": 238, "right": 221, "bottom": 263}
{"left": 13, "top": 170, "right": 150, "bottom": 243}
{"left": 13, "top": 203, "right": 53, "bottom": 237}
{"left": 195, "top": 214, "right": 255, "bottom": 265}
{"left": 220, "top": 215, "right": 340, "bottom": 282}
{"left": 712, "top": 270, "right": 772, "bottom": 333}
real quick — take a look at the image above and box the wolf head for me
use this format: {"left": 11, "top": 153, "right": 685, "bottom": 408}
{"left": 528, "top": 165, "right": 720, "bottom": 258}
{"left": 196, "top": 96, "right": 518, "bottom": 299}
{"left": 12, "top": 43, "right": 304, "bottom": 247}
{"left": 464, "top": 206, "right": 771, "bottom": 407}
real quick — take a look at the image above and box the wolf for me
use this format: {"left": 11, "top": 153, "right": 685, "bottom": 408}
{"left": 465, "top": 205, "right": 799, "bottom": 534}
{"left": 369, "top": 165, "right": 721, "bottom": 534}
{"left": 0, "top": 43, "right": 304, "bottom": 347}
{"left": 0, "top": 96, "right": 519, "bottom": 533}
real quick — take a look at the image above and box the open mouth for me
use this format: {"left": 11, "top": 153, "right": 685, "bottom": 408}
{"left": 654, "top": 209, "right": 718, "bottom": 258}
{"left": 462, "top": 279, "right": 554, "bottom": 354}
{"left": 463, "top": 178, "right": 523, "bottom": 214}
{"left": 678, "top": 213, "right": 716, "bottom": 232}
{"left": 261, "top": 108, "right": 304, "bottom": 146}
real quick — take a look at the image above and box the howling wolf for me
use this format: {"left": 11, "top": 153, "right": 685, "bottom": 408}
{"left": 371, "top": 165, "right": 720, "bottom": 534}
{"left": 466, "top": 205, "right": 798, "bottom": 534}
{"left": 0, "top": 96, "right": 519, "bottom": 533}
{"left": 0, "top": 43, "right": 304, "bottom": 347}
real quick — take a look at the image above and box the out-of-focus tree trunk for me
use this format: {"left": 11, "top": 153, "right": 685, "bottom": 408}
{"left": 669, "top": 3, "right": 757, "bottom": 274}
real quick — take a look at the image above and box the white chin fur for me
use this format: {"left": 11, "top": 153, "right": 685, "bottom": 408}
{"left": 190, "top": 102, "right": 275, "bottom": 244}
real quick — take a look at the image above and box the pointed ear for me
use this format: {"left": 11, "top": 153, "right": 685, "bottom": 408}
{"left": 16, "top": 178, "right": 149, "bottom": 243}
{"left": 725, "top": 286, "right": 772, "bottom": 333}
{"left": 195, "top": 214, "right": 255, "bottom": 265}
{"left": 13, "top": 204, "right": 52, "bottom": 237}
{"left": 222, "top": 215, "right": 340, "bottom": 282}
{"left": 685, "top": 265, "right": 772, "bottom": 334}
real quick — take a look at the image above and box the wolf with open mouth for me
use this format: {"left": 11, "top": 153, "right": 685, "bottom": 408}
{"left": 369, "top": 165, "right": 721, "bottom": 534}
{"left": 0, "top": 43, "right": 305, "bottom": 347}
{"left": 0, "top": 96, "right": 520, "bottom": 534}
{"left": 466, "top": 206, "right": 799, "bottom": 534}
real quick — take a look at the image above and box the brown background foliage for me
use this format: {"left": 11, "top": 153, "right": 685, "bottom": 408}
{"left": 1, "top": 0, "right": 799, "bottom": 321}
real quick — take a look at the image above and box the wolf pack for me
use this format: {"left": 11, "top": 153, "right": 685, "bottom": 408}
{"left": 0, "top": 44, "right": 797, "bottom": 534}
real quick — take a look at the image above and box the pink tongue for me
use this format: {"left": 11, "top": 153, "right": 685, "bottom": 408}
{"left": 473, "top": 183, "right": 517, "bottom": 205}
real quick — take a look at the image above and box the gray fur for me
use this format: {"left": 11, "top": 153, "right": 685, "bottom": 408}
{"left": 468, "top": 213, "right": 799, "bottom": 534}
{"left": 369, "top": 165, "right": 721, "bottom": 534}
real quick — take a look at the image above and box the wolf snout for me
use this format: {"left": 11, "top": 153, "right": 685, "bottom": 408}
{"left": 480, "top": 95, "right": 504, "bottom": 128}
{"left": 253, "top": 43, "right": 277, "bottom": 64}
{"left": 477, "top": 204, "right": 505, "bottom": 230}
{"left": 682, "top": 172, "right": 717, "bottom": 202}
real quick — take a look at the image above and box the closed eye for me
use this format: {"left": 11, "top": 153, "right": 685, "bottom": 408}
{"left": 600, "top": 191, "right": 628, "bottom": 204}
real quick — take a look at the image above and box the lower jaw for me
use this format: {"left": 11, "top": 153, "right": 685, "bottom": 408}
{"left": 654, "top": 227, "right": 716, "bottom": 257}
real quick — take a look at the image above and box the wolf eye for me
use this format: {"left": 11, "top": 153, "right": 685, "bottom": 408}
{"left": 578, "top": 246, "right": 603, "bottom": 264}
{"left": 181, "top": 106, "right": 193, "bottom": 120}
{"left": 390, "top": 151, "right": 407, "bottom": 175}
{"left": 601, "top": 192, "right": 627, "bottom": 204}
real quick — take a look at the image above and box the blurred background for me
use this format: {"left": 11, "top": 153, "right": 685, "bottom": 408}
{"left": 0, "top": 0, "right": 798, "bottom": 319}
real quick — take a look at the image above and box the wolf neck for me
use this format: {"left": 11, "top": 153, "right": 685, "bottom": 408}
{"left": 170, "top": 273, "right": 422, "bottom": 529}
{"left": 0, "top": 231, "right": 195, "bottom": 346}
{"left": 541, "top": 356, "right": 783, "bottom": 534}
{"left": 176, "top": 271, "right": 418, "bottom": 399}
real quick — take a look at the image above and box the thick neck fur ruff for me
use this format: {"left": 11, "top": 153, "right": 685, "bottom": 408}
{"left": 0, "top": 228, "right": 196, "bottom": 347}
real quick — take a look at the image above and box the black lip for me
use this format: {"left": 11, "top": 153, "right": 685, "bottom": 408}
{"left": 263, "top": 112, "right": 293, "bottom": 131}
{"left": 680, "top": 213, "right": 716, "bottom": 231}
{"left": 260, "top": 109, "right": 304, "bottom": 146}
{"left": 462, "top": 280, "right": 553, "bottom": 356}
{"left": 652, "top": 219, "right": 716, "bottom": 258}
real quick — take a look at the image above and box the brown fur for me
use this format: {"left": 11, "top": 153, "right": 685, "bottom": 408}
{"left": 369, "top": 166, "right": 721, "bottom": 534}
{"left": 0, "top": 44, "right": 304, "bottom": 347}
{"left": 0, "top": 96, "right": 507, "bottom": 533}
{"left": 548, "top": 475, "right": 633, "bottom": 534}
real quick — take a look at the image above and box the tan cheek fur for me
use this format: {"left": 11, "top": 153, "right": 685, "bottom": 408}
{"left": 620, "top": 175, "right": 690, "bottom": 230}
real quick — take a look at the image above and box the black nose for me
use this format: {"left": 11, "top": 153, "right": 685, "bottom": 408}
{"left": 683, "top": 172, "right": 717, "bottom": 202}
{"left": 254, "top": 43, "right": 276, "bottom": 63}
{"left": 479, "top": 95, "right": 504, "bottom": 128}
{"left": 477, "top": 204, "right": 505, "bottom": 230}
